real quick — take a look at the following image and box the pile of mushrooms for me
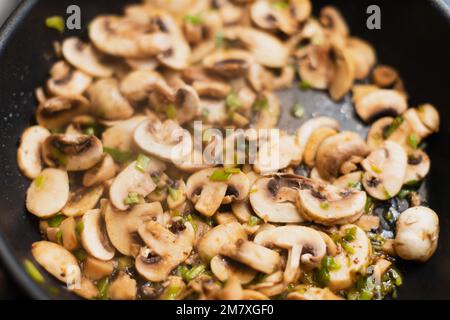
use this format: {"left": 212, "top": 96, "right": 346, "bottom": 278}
{"left": 18, "top": 0, "right": 441, "bottom": 300}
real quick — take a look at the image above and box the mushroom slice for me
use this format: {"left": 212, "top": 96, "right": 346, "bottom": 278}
{"left": 197, "top": 222, "right": 247, "bottom": 262}
{"left": 404, "top": 149, "right": 430, "bottom": 184}
{"left": 203, "top": 50, "right": 254, "bottom": 78}
{"left": 297, "top": 183, "right": 367, "bottom": 226}
{"left": 395, "top": 206, "right": 439, "bottom": 262}
{"left": 186, "top": 168, "right": 250, "bottom": 217}
{"left": 320, "top": 6, "right": 349, "bottom": 40}
{"left": 297, "top": 45, "right": 331, "bottom": 90}
{"left": 109, "top": 158, "right": 165, "bottom": 211}
{"left": 42, "top": 134, "right": 103, "bottom": 171}
{"left": 328, "top": 44, "right": 355, "bottom": 101}
{"left": 80, "top": 209, "right": 115, "bottom": 261}
{"left": 253, "top": 91, "right": 281, "bottom": 129}
{"left": 249, "top": 177, "right": 303, "bottom": 223}
{"left": 192, "top": 80, "right": 231, "bottom": 99}
{"left": 292, "top": 117, "right": 340, "bottom": 165}
{"left": 361, "top": 141, "right": 407, "bottom": 200}
{"left": 108, "top": 272, "right": 137, "bottom": 300}
{"left": 290, "top": 0, "right": 312, "bottom": 22}
{"left": 417, "top": 103, "right": 440, "bottom": 134}
{"left": 220, "top": 240, "right": 281, "bottom": 275}
{"left": 254, "top": 226, "right": 326, "bottom": 283}
{"left": 83, "top": 154, "right": 117, "bottom": 187}
{"left": 250, "top": 1, "right": 297, "bottom": 35}
{"left": 210, "top": 255, "right": 257, "bottom": 284}
{"left": 72, "top": 277, "right": 99, "bottom": 299}
{"left": 88, "top": 78, "right": 134, "bottom": 121}
{"left": 315, "top": 131, "right": 369, "bottom": 181}
{"left": 333, "top": 171, "right": 363, "bottom": 190}
{"left": 372, "top": 65, "right": 399, "bottom": 88}
{"left": 353, "top": 87, "right": 408, "bottom": 123}
{"left": 134, "top": 119, "right": 192, "bottom": 163}
{"left": 366, "top": 117, "right": 394, "bottom": 150}
{"left": 136, "top": 221, "right": 195, "bottom": 282}
{"left": 17, "top": 126, "right": 51, "bottom": 179}
{"left": 223, "top": 27, "right": 289, "bottom": 68}
{"left": 303, "top": 127, "right": 338, "bottom": 167}
{"left": 59, "top": 217, "right": 79, "bottom": 251}
{"left": 102, "top": 115, "right": 147, "bottom": 154}
{"left": 347, "top": 37, "right": 376, "bottom": 80}
{"left": 62, "top": 37, "right": 114, "bottom": 77}
{"left": 47, "top": 61, "right": 92, "bottom": 97}
{"left": 83, "top": 256, "right": 114, "bottom": 280}
{"left": 287, "top": 285, "right": 343, "bottom": 300}
{"left": 26, "top": 168, "right": 69, "bottom": 218}
{"left": 36, "top": 95, "right": 90, "bottom": 130}
{"left": 62, "top": 185, "right": 104, "bottom": 217}
{"left": 31, "top": 241, "right": 81, "bottom": 286}
{"left": 120, "top": 70, "right": 164, "bottom": 103}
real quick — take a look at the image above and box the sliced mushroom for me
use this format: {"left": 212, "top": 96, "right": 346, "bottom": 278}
{"left": 210, "top": 255, "right": 257, "bottom": 284}
{"left": 108, "top": 272, "right": 137, "bottom": 300}
{"left": 333, "top": 171, "right": 363, "bottom": 190}
{"left": 366, "top": 117, "right": 394, "bottom": 150}
{"left": 346, "top": 37, "right": 376, "bottom": 80}
{"left": 62, "top": 185, "right": 104, "bottom": 217}
{"left": 80, "top": 209, "right": 115, "bottom": 261}
{"left": 315, "top": 131, "right": 369, "bottom": 181}
{"left": 83, "top": 154, "right": 117, "bottom": 187}
{"left": 36, "top": 95, "right": 90, "bottom": 130}
{"left": 417, "top": 103, "right": 440, "bottom": 134}
{"left": 26, "top": 168, "right": 69, "bottom": 218}
{"left": 395, "top": 206, "right": 439, "bottom": 262}
{"left": 17, "top": 126, "right": 51, "bottom": 179}
{"left": 404, "top": 149, "right": 430, "bottom": 184}
{"left": 47, "top": 61, "right": 92, "bottom": 97}
{"left": 287, "top": 285, "right": 343, "bottom": 300}
{"left": 120, "top": 70, "right": 165, "bottom": 104}
{"left": 290, "top": 0, "right": 312, "bottom": 22}
{"left": 203, "top": 49, "right": 254, "bottom": 78}
{"left": 372, "top": 65, "right": 399, "bottom": 88}
{"left": 193, "top": 80, "right": 232, "bottom": 99}
{"left": 253, "top": 91, "right": 281, "bottom": 129}
{"left": 303, "top": 127, "right": 338, "bottom": 167}
{"left": 361, "top": 141, "right": 407, "bottom": 200}
{"left": 72, "top": 277, "right": 99, "bottom": 299}
{"left": 88, "top": 78, "right": 134, "bottom": 121}
{"left": 250, "top": 1, "right": 297, "bottom": 35}
{"left": 297, "top": 45, "right": 331, "bottom": 90}
{"left": 320, "top": 6, "right": 349, "bottom": 40}
{"left": 328, "top": 44, "right": 355, "bottom": 101}
{"left": 31, "top": 241, "right": 81, "bottom": 287}
{"left": 83, "top": 256, "right": 114, "bottom": 280}
{"left": 59, "top": 217, "right": 79, "bottom": 251}
{"left": 255, "top": 225, "right": 326, "bottom": 283}
{"left": 186, "top": 168, "right": 250, "bottom": 217}
{"left": 102, "top": 115, "right": 147, "bottom": 154}
{"left": 62, "top": 37, "right": 114, "bottom": 77}
{"left": 42, "top": 134, "right": 103, "bottom": 171}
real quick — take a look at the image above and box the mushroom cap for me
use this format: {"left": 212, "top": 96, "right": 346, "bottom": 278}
{"left": 26, "top": 168, "right": 69, "bottom": 218}
{"left": 372, "top": 65, "right": 399, "bottom": 88}
{"left": 328, "top": 44, "right": 355, "bottom": 101}
{"left": 83, "top": 154, "right": 117, "bottom": 187}
{"left": 80, "top": 209, "right": 116, "bottom": 261}
{"left": 362, "top": 141, "right": 407, "bottom": 200}
{"left": 249, "top": 177, "right": 303, "bottom": 223}
{"left": 297, "top": 45, "right": 331, "bottom": 90}
{"left": 62, "top": 37, "right": 114, "bottom": 77}
{"left": 404, "top": 149, "right": 430, "bottom": 184}
{"left": 366, "top": 116, "right": 394, "bottom": 150}
{"left": 59, "top": 217, "right": 79, "bottom": 251}
{"left": 287, "top": 285, "right": 343, "bottom": 300}
{"left": 346, "top": 37, "right": 376, "bottom": 80}
{"left": 120, "top": 70, "right": 163, "bottom": 103}
{"left": 31, "top": 241, "right": 81, "bottom": 286}
{"left": 47, "top": 61, "right": 92, "bottom": 97}
{"left": 62, "top": 185, "right": 104, "bottom": 217}
{"left": 102, "top": 115, "right": 147, "bottom": 154}
{"left": 210, "top": 255, "right": 257, "bottom": 284}
{"left": 250, "top": 0, "right": 297, "bottom": 35}
{"left": 315, "top": 131, "right": 369, "bottom": 181}
{"left": 417, "top": 103, "right": 440, "bottom": 135}
{"left": 395, "top": 206, "right": 439, "bottom": 262}
{"left": 42, "top": 134, "right": 103, "bottom": 171}
{"left": 17, "top": 126, "right": 51, "bottom": 179}
{"left": 303, "top": 127, "right": 339, "bottom": 167}
{"left": 354, "top": 88, "right": 407, "bottom": 123}
{"left": 203, "top": 49, "right": 254, "bottom": 78}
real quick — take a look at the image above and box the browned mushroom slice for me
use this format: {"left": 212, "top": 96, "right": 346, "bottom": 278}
{"left": 319, "top": 6, "right": 349, "bottom": 41}
{"left": 80, "top": 209, "right": 115, "bottom": 261}
{"left": 417, "top": 103, "right": 440, "bottom": 134}
{"left": 303, "top": 127, "right": 339, "bottom": 167}
{"left": 346, "top": 37, "right": 377, "bottom": 80}
{"left": 192, "top": 80, "right": 232, "bottom": 99}
{"left": 203, "top": 49, "right": 254, "bottom": 78}
{"left": 250, "top": 1, "right": 297, "bottom": 35}
{"left": 17, "top": 126, "right": 51, "bottom": 179}
{"left": 83, "top": 256, "right": 114, "bottom": 280}
{"left": 287, "top": 285, "right": 343, "bottom": 300}
{"left": 47, "top": 61, "right": 92, "bottom": 97}
{"left": 372, "top": 65, "right": 399, "bottom": 88}
{"left": 108, "top": 272, "right": 137, "bottom": 300}
{"left": 328, "top": 44, "right": 355, "bottom": 101}
{"left": 404, "top": 149, "right": 430, "bottom": 184}
{"left": 366, "top": 116, "right": 394, "bottom": 150}
{"left": 59, "top": 217, "right": 79, "bottom": 251}
{"left": 36, "top": 95, "right": 90, "bottom": 130}
{"left": 62, "top": 185, "right": 104, "bottom": 217}
{"left": 253, "top": 91, "right": 281, "bottom": 129}
{"left": 211, "top": 255, "right": 257, "bottom": 284}
{"left": 290, "top": 0, "right": 312, "bottom": 22}
{"left": 62, "top": 37, "right": 114, "bottom": 77}
{"left": 83, "top": 154, "right": 117, "bottom": 187}
{"left": 297, "top": 45, "right": 331, "bottom": 90}
{"left": 42, "top": 134, "right": 103, "bottom": 171}
{"left": 120, "top": 70, "right": 165, "bottom": 104}
{"left": 102, "top": 115, "right": 147, "bottom": 155}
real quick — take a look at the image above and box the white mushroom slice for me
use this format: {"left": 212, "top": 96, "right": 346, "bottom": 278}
{"left": 253, "top": 134, "right": 299, "bottom": 174}
{"left": 125, "top": 57, "right": 159, "bottom": 71}
{"left": 31, "top": 241, "right": 81, "bottom": 286}
{"left": 109, "top": 159, "right": 165, "bottom": 211}
{"left": 404, "top": 150, "right": 430, "bottom": 183}
{"left": 320, "top": 6, "right": 349, "bottom": 40}
{"left": 353, "top": 88, "right": 408, "bottom": 123}
{"left": 361, "top": 141, "right": 407, "bottom": 200}
{"left": 210, "top": 255, "right": 257, "bottom": 284}
{"left": 346, "top": 37, "right": 376, "bottom": 80}
{"left": 120, "top": 70, "right": 166, "bottom": 103}
{"left": 108, "top": 272, "right": 137, "bottom": 300}
{"left": 36, "top": 95, "right": 90, "bottom": 130}
{"left": 83, "top": 154, "right": 117, "bottom": 187}
{"left": 250, "top": 1, "right": 297, "bottom": 35}
{"left": 328, "top": 44, "right": 355, "bottom": 101}
{"left": 102, "top": 115, "right": 146, "bottom": 154}
{"left": 366, "top": 117, "right": 394, "bottom": 150}
{"left": 247, "top": 270, "right": 285, "bottom": 297}
{"left": 290, "top": 0, "right": 312, "bottom": 22}
{"left": 297, "top": 45, "right": 330, "bottom": 90}
{"left": 253, "top": 91, "right": 281, "bottom": 129}
{"left": 59, "top": 217, "right": 79, "bottom": 251}
{"left": 197, "top": 222, "right": 247, "bottom": 262}
{"left": 395, "top": 206, "right": 439, "bottom": 262}
{"left": 292, "top": 117, "right": 340, "bottom": 165}
{"left": 333, "top": 171, "right": 363, "bottom": 190}
{"left": 417, "top": 103, "right": 440, "bottom": 134}
{"left": 249, "top": 177, "right": 303, "bottom": 223}
{"left": 287, "top": 285, "right": 343, "bottom": 300}
{"left": 223, "top": 27, "right": 289, "bottom": 68}
{"left": 80, "top": 209, "right": 115, "bottom": 261}
{"left": 401, "top": 108, "right": 431, "bottom": 140}
{"left": 26, "top": 168, "right": 69, "bottom": 218}
{"left": 42, "top": 134, "right": 103, "bottom": 171}
{"left": 83, "top": 256, "right": 114, "bottom": 280}
{"left": 186, "top": 168, "right": 250, "bottom": 217}
{"left": 136, "top": 221, "right": 195, "bottom": 282}
{"left": 303, "top": 127, "right": 338, "bottom": 167}
{"left": 193, "top": 80, "right": 231, "bottom": 99}
{"left": 17, "top": 126, "right": 51, "bottom": 179}
{"left": 72, "top": 277, "right": 99, "bottom": 299}
{"left": 297, "top": 184, "right": 367, "bottom": 225}
{"left": 62, "top": 37, "right": 114, "bottom": 77}
{"left": 315, "top": 131, "right": 369, "bottom": 181}
{"left": 255, "top": 225, "right": 326, "bottom": 284}
{"left": 328, "top": 225, "right": 372, "bottom": 291}
{"left": 62, "top": 185, "right": 104, "bottom": 217}
{"left": 47, "top": 61, "right": 92, "bottom": 97}
{"left": 220, "top": 240, "right": 281, "bottom": 275}
{"left": 203, "top": 49, "right": 254, "bottom": 78}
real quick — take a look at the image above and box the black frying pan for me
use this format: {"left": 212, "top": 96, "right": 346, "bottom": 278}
{"left": 0, "top": 0, "right": 449, "bottom": 300}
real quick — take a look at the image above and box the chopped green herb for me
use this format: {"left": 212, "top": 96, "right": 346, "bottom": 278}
{"left": 385, "top": 211, "right": 394, "bottom": 223}
{"left": 298, "top": 80, "right": 312, "bottom": 90}
{"left": 365, "top": 197, "right": 374, "bottom": 214}
{"left": 73, "top": 248, "right": 87, "bottom": 261}
{"left": 164, "top": 284, "right": 181, "bottom": 300}
{"left": 320, "top": 201, "right": 330, "bottom": 210}
{"left": 184, "top": 14, "right": 203, "bottom": 25}
{"left": 51, "top": 148, "right": 68, "bottom": 166}
{"left": 343, "top": 227, "right": 357, "bottom": 242}
{"left": 45, "top": 16, "right": 65, "bottom": 33}
{"left": 272, "top": 1, "right": 289, "bottom": 10}
{"left": 201, "top": 108, "right": 210, "bottom": 119}
{"left": 24, "top": 259, "right": 45, "bottom": 284}
{"left": 103, "top": 147, "right": 133, "bottom": 164}
{"left": 370, "top": 164, "right": 382, "bottom": 174}
{"left": 35, "top": 174, "right": 45, "bottom": 190}
{"left": 56, "top": 230, "right": 63, "bottom": 244}
{"left": 183, "top": 265, "right": 206, "bottom": 282}
{"left": 168, "top": 187, "right": 180, "bottom": 201}
{"left": 341, "top": 241, "right": 355, "bottom": 255}
{"left": 97, "top": 277, "right": 110, "bottom": 300}
{"left": 225, "top": 92, "right": 242, "bottom": 111}
{"left": 75, "top": 220, "right": 84, "bottom": 235}
{"left": 136, "top": 154, "right": 151, "bottom": 173}
{"left": 124, "top": 192, "right": 140, "bottom": 205}
{"left": 383, "top": 116, "right": 404, "bottom": 139}
{"left": 82, "top": 125, "right": 97, "bottom": 136}
{"left": 248, "top": 215, "right": 262, "bottom": 227}
{"left": 292, "top": 103, "right": 305, "bottom": 118}
{"left": 210, "top": 168, "right": 241, "bottom": 181}
{"left": 348, "top": 182, "right": 362, "bottom": 190}
{"left": 398, "top": 188, "right": 411, "bottom": 199}
{"left": 48, "top": 213, "right": 65, "bottom": 228}
{"left": 225, "top": 167, "right": 241, "bottom": 174}
{"left": 404, "top": 179, "right": 420, "bottom": 188}
{"left": 252, "top": 98, "right": 269, "bottom": 111}
{"left": 316, "top": 256, "right": 341, "bottom": 286}
{"left": 250, "top": 188, "right": 258, "bottom": 194}
{"left": 118, "top": 256, "right": 134, "bottom": 270}
{"left": 214, "top": 32, "right": 225, "bottom": 48}
{"left": 407, "top": 133, "right": 420, "bottom": 149}
{"left": 165, "top": 104, "right": 178, "bottom": 119}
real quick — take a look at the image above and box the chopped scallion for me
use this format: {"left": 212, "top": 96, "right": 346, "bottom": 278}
{"left": 45, "top": 16, "right": 65, "bottom": 33}
{"left": 24, "top": 259, "right": 45, "bottom": 284}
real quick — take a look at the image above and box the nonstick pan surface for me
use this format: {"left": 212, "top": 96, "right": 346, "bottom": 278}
{"left": 0, "top": 0, "right": 449, "bottom": 299}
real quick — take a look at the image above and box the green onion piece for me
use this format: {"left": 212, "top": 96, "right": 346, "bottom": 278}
{"left": 383, "top": 116, "right": 404, "bottom": 139}
{"left": 272, "top": 1, "right": 289, "bottom": 10}
{"left": 24, "top": 259, "right": 45, "bottom": 284}
{"left": 35, "top": 174, "right": 45, "bottom": 191}
{"left": 383, "top": 187, "right": 392, "bottom": 199}
{"left": 214, "top": 32, "right": 225, "bottom": 48}
{"left": 168, "top": 187, "right": 180, "bottom": 201}
{"left": 75, "top": 220, "right": 84, "bottom": 235}
{"left": 164, "top": 285, "right": 181, "bottom": 300}
{"left": 83, "top": 126, "right": 96, "bottom": 136}
{"left": 385, "top": 211, "right": 394, "bottom": 223}
{"left": 248, "top": 215, "right": 262, "bottom": 227}
{"left": 341, "top": 241, "right": 355, "bottom": 255}
{"left": 184, "top": 14, "right": 203, "bottom": 25}
{"left": 103, "top": 147, "right": 133, "bottom": 164}
{"left": 97, "top": 277, "right": 110, "bottom": 300}
{"left": 73, "top": 248, "right": 87, "bottom": 261}
{"left": 320, "top": 201, "right": 330, "bottom": 210}
{"left": 292, "top": 103, "right": 305, "bottom": 118}
{"left": 404, "top": 179, "right": 420, "bottom": 188}
{"left": 347, "top": 182, "right": 362, "bottom": 190}
{"left": 45, "top": 16, "right": 65, "bottom": 33}
{"left": 250, "top": 188, "right": 258, "bottom": 194}
{"left": 298, "top": 80, "right": 312, "bottom": 90}
{"left": 56, "top": 230, "right": 63, "bottom": 244}
{"left": 226, "top": 92, "right": 242, "bottom": 111}
{"left": 201, "top": 108, "right": 210, "bottom": 119}
{"left": 118, "top": 256, "right": 134, "bottom": 270}
{"left": 225, "top": 167, "right": 241, "bottom": 174}
{"left": 51, "top": 148, "right": 68, "bottom": 166}
{"left": 48, "top": 213, "right": 65, "bottom": 228}
{"left": 364, "top": 197, "right": 374, "bottom": 214}
{"left": 178, "top": 265, "right": 189, "bottom": 279}
{"left": 252, "top": 98, "right": 269, "bottom": 111}
{"left": 165, "top": 104, "right": 177, "bottom": 119}
{"left": 184, "top": 265, "right": 206, "bottom": 282}
{"left": 124, "top": 192, "right": 140, "bottom": 205}
{"left": 389, "top": 268, "right": 403, "bottom": 286}
{"left": 136, "top": 154, "right": 151, "bottom": 173}
{"left": 407, "top": 133, "right": 420, "bottom": 149}
{"left": 343, "top": 227, "right": 357, "bottom": 242}
{"left": 370, "top": 164, "right": 382, "bottom": 174}
{"left": 210, "top": 169, "right": 232, "bottom": 181}
{"left": 397, "top": 188, "right": 411, "bottom": 199}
